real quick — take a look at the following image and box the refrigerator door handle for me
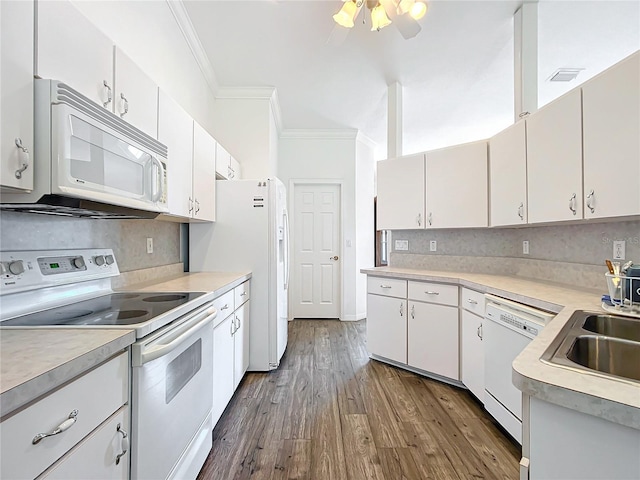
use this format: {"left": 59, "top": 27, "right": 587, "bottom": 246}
{"left": 283, "top": 209, "right": 290, "bottom": 291}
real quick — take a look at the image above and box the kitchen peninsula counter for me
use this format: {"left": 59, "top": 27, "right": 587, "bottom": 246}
{"left": 121, "top": 271, "right": 252, "bottom": 296}
{"left": 361, "top": 267, "right": 640, "bottom": 429}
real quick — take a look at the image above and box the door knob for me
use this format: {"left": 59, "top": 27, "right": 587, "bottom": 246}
{"left": 330, "top": 256, "right": 339, "bottom": 261}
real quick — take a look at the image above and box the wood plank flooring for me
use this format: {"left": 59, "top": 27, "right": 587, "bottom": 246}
{"left": 197, "top": 320, "right": 520, "bottom": 480}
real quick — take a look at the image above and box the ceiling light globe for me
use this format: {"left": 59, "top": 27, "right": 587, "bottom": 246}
{"left": 409, "top": 1, "right": 427, "bottom": 20}
{"left": 333, "top": 1, "right": 357, "bottom": 28}
{"left": 397, "top": 0, "right": 415, "bottom": 15}
{"left": 371, "top": 4, "right": 392, "bottom": 31}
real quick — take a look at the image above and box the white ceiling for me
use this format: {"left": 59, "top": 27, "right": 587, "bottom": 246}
{"left": 183, "top": 0, "right": 639, "bottom": 159}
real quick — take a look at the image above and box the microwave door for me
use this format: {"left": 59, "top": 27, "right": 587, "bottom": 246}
{"left": 50, "top": 103, "right": 167, "bottom": 212}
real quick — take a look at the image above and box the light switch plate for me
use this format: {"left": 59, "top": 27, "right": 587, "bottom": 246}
{"left": 429, "top": 240, "right": 437, "bottom": 252}
{"left": 146, "top": 238, "right": 153, "bottom": 254}
{"left": 395, "top": 240, "right": 409, "bottom": 251}
{"left": 613, "top": 240, "right": 625, "bottom": 260}
{"left": 523, "top": 240, "right": 529, "bottom": 255}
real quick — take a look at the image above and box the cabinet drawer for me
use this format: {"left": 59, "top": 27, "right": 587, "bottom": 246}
{"left": 212, "top": 290, "right": 234, "bottom": 327}
{"left": 408, "top": 281, "right": 458, "bottom": 306}
{"left": 0, "top": 352, "right": 128, "bottom": 480}
{"left": 367, "top": 277, "right": 407, "bottom": 298}
{"left": 234, "top": 281, "right": 250, "bottom": 307}
{"left": 38, "top": 406, "right": 129, "bottom": 480}
{"left": 461, "top": 288, "right": 486, "bottom": 316}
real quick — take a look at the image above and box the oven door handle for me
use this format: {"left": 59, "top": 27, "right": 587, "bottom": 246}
{"left": 138, "top": 306, "right": 217, "bottom": 366}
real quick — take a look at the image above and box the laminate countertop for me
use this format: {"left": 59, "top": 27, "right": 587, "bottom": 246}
{"left": 0, "top": 271, "right": 251, "bottom": 419}
{"left": 361, "top": 267, "right": 640, "bottom": 430}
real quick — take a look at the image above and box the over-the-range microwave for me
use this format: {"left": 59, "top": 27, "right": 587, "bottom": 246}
{"left": 1, "top": 79, "right": 168, "bottom": 219}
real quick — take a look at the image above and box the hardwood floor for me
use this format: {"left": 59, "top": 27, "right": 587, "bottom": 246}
{"left": 197, "top": 320, "right": 520, "bottom": 480}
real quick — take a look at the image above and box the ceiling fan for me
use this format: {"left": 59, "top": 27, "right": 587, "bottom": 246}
{"left": 328, "top": 0, "right": 428, "bottom": 45}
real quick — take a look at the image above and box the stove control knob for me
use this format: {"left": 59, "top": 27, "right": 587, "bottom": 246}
{"left": 94, "top": 255, "right": 105, "bottom": 266}
{"left": 105, "top": 255, "right": 115, "bottom": 265}
{"left": 72, "top": 257, "right": 85, "bottom": 269}
{"left": 8, "top": 260, "right": 25, "bottom": 276}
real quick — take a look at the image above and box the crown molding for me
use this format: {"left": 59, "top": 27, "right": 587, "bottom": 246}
{"left": 166, "top": 0, "right": 219, "bottom": 96}
{"left": 280, "top": 129, "right": 359, "bottom": 140}
{"left": 356, "top": 131, "right": 378, "bottom": 149}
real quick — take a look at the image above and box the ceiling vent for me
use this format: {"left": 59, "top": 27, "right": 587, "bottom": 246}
{"left": 548, "top": 68, "right": 585, "bottom": 82}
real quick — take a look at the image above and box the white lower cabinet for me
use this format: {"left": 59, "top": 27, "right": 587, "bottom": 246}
{"left": 0, "top": 352, "right": 129, "bottom": 480}
{"left": 366, "top": 293, "right": 407, "bottom": 364}
{"left": 461, "top": 309, "right": 484, "bottom": 402}
{"left": 212, "top": 313, "right": 235, "bottom": 427}
{"left": 233, "top": 300, "right": 250, "bottom": 389}
{"left": 408, "top": 301, "right": 459, "bottom": 380}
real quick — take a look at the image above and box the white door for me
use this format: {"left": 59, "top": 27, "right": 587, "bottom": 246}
{"left": 292, "top": 183, "right": 341, "bottom": 319}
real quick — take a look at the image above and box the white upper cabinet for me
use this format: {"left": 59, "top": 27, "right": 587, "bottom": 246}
{"left": 1, "top": 0, "right": 34, "bottom": 192}
{"left": 215, "top": 142, "right": 230, "bottom": 179}
{"left": 489, "top": 121, "right": 527, "bottom": 226}
{"left": 113, "top": 47, "right": 158, "bottom": 139}
{"left": 229, "top": 155, "right": 241, "bottom": 180}
{"left": 158, "top": 90, "right": 193, "bottom": 218}
{"left": 426, "top": 141, "right": 488, "bottom": 228}
{"left": 376, "top": 154, "right": 426, "bottom": 230}
{"left": 192, "top": 122, "right": 217, "bottom": 222}
{"left": 526, "top": 89, "right": 583, "bottom": 223}
{"left": 36, "top": 0, "right": 114, "bottom": 109}
{"left": 582, "top": 51, "right": 640, "bottom": 219}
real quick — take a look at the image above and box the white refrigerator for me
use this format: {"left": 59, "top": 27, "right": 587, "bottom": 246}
{"left": 189, "top": 178, "right": 289, "bottom": 371}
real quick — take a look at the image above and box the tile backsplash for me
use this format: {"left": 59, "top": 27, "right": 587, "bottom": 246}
{"left": 0, "top": 212, "right": 181, "bottom": 272}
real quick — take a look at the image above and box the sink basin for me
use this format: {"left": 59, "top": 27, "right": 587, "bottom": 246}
{"left": 582, "top": 314, "right": 640, "bottom": 342}
{"left": 541, "top": 310, "right": 640, "bottom": 384}
{"left": 566, "top": 335, "right": 640, "bottom": 382}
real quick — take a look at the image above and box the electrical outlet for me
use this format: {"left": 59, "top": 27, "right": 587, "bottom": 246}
{"left": 395, "top": 240, "right": 409, "bottom": 251}
{"left": 613, "top": 240, "right": 625, "bottom": 260}
{"left": 429, "top": 240, "right": 437, "bottom": 252}
{"left": 523, "top": 240, "right": 530, "bottom": 255}
{"left": 146, "top": 237, "right": 153, "bottom": 254}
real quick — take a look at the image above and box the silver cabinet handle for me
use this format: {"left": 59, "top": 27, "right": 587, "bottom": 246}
{"left": 586, "top": 189, "right": 595, "bottom": 213}
{"left": 517, "top": 202, "right": 524, "bottom": 220}
{"left": 195, "top": 199, "right": 200, "bottom": 214}
{"left": 411, "top": 304, "right": 415, "bottom": 319}
{"left": 221, "top": 304, "right": 229, "bottom": 310}
{"left": 240, "top": 292, "right": 247, "bottom": 297}
{"left": 425, "top": 291, "right": 440, "bottom": 295}
{"left": 399, "top": 302, "right": 404, "bottom": 317}
{"left": 188, "top": 197, "right": 194, "bottom": 213}
{"left": 32, "top": 410, "right": 78, "bottom": 444}
{"left": 380, "top": 284, "right": 392, "bottom": 289}
{"left": 569, "top": 193, "right": 577, "bottom": 215}
{"left": 230, "top": 316, "right": 235, "bottom": 335}
{"left": 477, "top": 323, "right": 483, "bottom": 340}
{"left": 119, "top": 93, "right": 129, "bottom": 117}
{"left": 14, "top": 138, "right": 29, "bottom": 179}
{"left": 417, "top": 213, "right": 422, "bottom": 227}
{"left": 103, "top": 80, "right": 112, "bottom": 107}
{"left": 467, "top": 299, "right": 478, "bottom": 305}
{"left": 115, "top": 423, "right": 129, "bottom": 465}
{"left": 427, "top": 212, "right": 433, "bottom": 226}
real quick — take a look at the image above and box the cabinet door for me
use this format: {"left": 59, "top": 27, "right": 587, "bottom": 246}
{"left": 229, "top": 156, "right": 241, "bottom": 180}
{"left": 0, "top": 0, "right": 34, "bottom": 191}
{"left": 489, "top": 121, "right": 527, "bottom": 226}
{"left": 582, "top": 52, "right": 640, "bottom": 219}
{"left": 113, "top": 47, "right": 158, "bottom": 139}
{"left": 366, "top": 294, "right": 407, "bottom": 364}
{"left": 36, "top": 0, "right": 113, "bottom": 109}
{"left": 39, "top": 407, "right": 129, "bottom": 480}
{"left": 408, "top": 301, "right": 459, "bottom": 380}
{"left": 233, "top": 302, "right": 250, "bottom": 389}
{"left": 376, "top": 154, "right": 426, "bottom": 230}
{"left": 212, "top": 314, "right": 235, "bottom": 428}
{"left": 461, "top": 309, "right": 484, "bottom": 403}
{"left": 426, "top": 141, "right": 488, "bottom": 228}
{"left": 158, "top": 90, "right": 193, "bottom": 218}
{"left": 215, "top": 142, "right": 231, "bottom": 179}
{"left": 526, "top": 89, "right": 583, "bottom": 223}
{"left": 192, "top": 122, "right": 216, "bottom": 221}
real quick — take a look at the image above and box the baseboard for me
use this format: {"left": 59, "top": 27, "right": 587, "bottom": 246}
{"left": 341, "top": 312, "right": 367, "bottom": 321}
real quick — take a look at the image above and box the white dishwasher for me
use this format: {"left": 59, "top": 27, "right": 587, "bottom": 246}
{"left": 484, "top": 295, "right": 553, "bottom": 444}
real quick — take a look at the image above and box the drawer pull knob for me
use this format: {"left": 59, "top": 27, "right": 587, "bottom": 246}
{"left": 116, "top": 423, "right": 129, "bottom": 465}
{"left": 467, "top": 299, "right": 478, "bottom": 305}
{"left": 425, "top": 291, "right": 440, "bottom": 295}
{"left": 380, "top": 284, "right": 392, "bottom": 289}
{"left": 32, "top": 410, "right": 78, "bottom": 444}
{"left": 240, "top": 292, "right": 247, "bottom": 296}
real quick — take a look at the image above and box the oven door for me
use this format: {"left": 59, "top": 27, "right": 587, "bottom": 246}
{"left": 131, "top": 303, "right": 215, "bottom": 480}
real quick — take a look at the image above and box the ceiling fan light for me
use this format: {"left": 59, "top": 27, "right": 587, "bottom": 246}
{"left": 397, "top": 0, "right": 414, "bottom": 15}
{"left": 333, "top": 0, "right": 357, "bottom": 28}
{"left": 371, "top": 4, "right": 392, "bottom": 31}
{"left": 409, "top": 1, "right": 427, "bottom": 20}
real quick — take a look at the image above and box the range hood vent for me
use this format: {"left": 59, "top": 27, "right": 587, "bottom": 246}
{"left": 0, "top": 195, "right": 159, "bottom": 219}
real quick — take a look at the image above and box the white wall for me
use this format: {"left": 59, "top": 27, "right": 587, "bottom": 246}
{"left": 70, "top": 0, "right": 216, "bottom": 133}
{"left": 278, "top": 131, "right": 375, "bottom": 321}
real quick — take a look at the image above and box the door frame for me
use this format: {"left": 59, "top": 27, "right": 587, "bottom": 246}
{"left": 288, "top": 179, "right": 344, "bottom": 320}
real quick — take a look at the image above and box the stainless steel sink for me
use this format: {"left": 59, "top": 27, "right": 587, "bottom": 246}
{"left": 541, "top": 310, "right": 640, "bottom": 384}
